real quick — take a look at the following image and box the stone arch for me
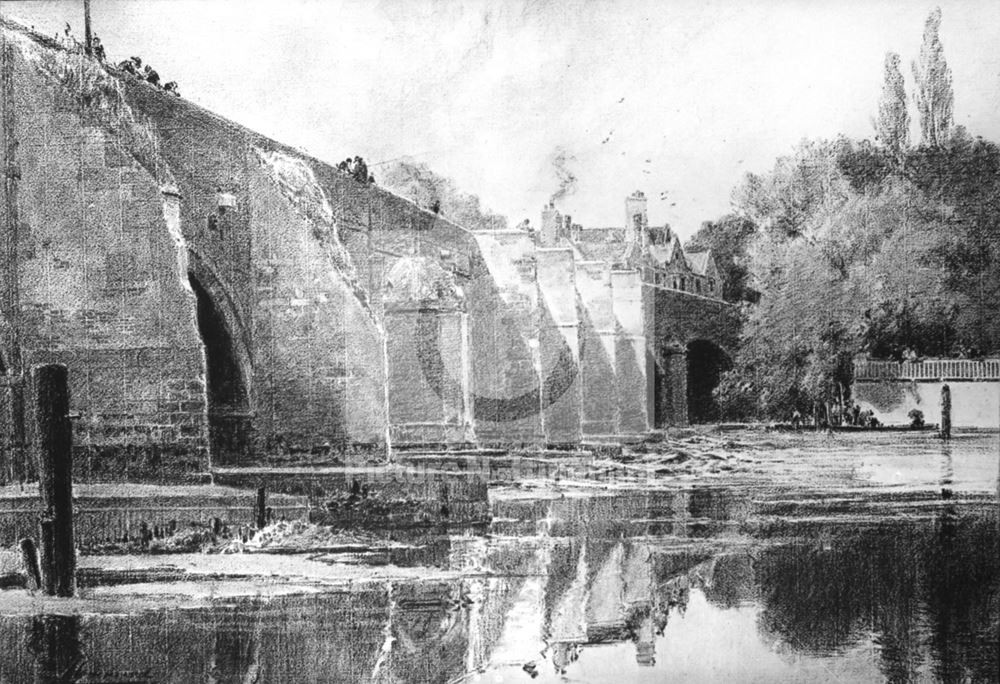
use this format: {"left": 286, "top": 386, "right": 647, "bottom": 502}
{"left": 186, "top": 252, "right": 253, "bottom": 465}
{"left": 686, "top": 338, "right": 732, "bottom": 423}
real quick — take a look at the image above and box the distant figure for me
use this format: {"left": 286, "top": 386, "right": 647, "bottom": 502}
{"left": 790, "top": 409, "right": 802, "bottom": 429}
{"left": 143, "top": 65, "right": 161, "bottom": 87}
{"left": 940, "top": 384, "right": 952, "bottom": 440}
{"left": 163, "top": 81, "right": 180, "bottom": 96}
{"left": 352, "top": 156, "right": 369, "bottom": 184}
{"left": 337, "top": 159, "right": 349, "bottom": 173}
{"left": 851, "top": 403, "right": 861, "bottom": 426}
{"left": 60, "top": 23, "right": 76, "bottom": 50}
{"left": 431, "top": 199, "right": 441, "bottom": 214}
{"left": 92, "top": 35, "right": 105, "bottom": 62}
{"left": 118, "top": 58, "right": 138, "bottom": 75}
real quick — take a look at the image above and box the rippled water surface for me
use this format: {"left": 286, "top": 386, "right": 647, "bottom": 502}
{"left": 1, "top": 433, "right": 997, "bottom": 683}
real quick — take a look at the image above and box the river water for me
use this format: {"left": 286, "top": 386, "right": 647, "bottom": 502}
{"left": 0, "top": 432, "right": 997, "bottom": 683}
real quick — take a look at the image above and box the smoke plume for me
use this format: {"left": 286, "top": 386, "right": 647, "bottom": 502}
{"left": 548, "top": 146, "right": 578, "bottom": 204}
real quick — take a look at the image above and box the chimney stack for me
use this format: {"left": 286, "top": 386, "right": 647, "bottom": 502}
{"left": 540, "top": 202, "right": 560, "bottom": 246}
{"left": 624, "top": 191, "right": 648, "bottom": 248}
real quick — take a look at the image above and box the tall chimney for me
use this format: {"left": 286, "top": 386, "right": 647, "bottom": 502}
{"left": 540, "top": 202, "right": 560, "bottom": 246}
{"left": 624, "top": 191, "right": 648, "bottom": 249}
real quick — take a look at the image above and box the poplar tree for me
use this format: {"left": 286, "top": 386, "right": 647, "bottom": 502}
{"left": 912, "top": 7, "right": 953, "bottom": 148}
{"left": 875, "top": 52, "right": 909, "bottom": 158}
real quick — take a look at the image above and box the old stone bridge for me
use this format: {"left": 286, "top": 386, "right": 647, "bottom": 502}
{"left": 0, "top": 21, "right": 738, "bottom": 478}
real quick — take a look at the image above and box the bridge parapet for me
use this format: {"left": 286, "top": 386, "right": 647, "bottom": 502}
{"left": 854, "top": 358, "right": 1000, "bottom": 382}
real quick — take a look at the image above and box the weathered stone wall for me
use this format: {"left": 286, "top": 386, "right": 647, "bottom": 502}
{"left": 612, "top": 270, "right": 648, "bottom": 435}
{"left": 575, "top": 261, "right": 617, "bottom": 436}
{"left": 3, "top": 37, "right": 207, "bottom": 479}
{"left": 122, "top": 84, "right": 389, "bottom": 463}
{"left": 469, "top": 231, "right": 545, "bottom": 445}
{"left": 1, "top": 23, "right": 743, "bottom": 472}
{"left": 649, "top": 286, "right": 738, "bottom": 426}
{"left": 536, "top": 248, "right": 582, "bottom": 445}
{"left": 385, "top": 308, "right": 472, "bottom": 445}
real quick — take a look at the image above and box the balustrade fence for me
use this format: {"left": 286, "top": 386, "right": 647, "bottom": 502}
{"left": 853, "top": 358, "right": 1000, "bottom": 382}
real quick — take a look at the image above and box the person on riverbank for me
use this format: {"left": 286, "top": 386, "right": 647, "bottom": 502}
{"left": 791, "top": 409, "right": 803, "bottom": 429}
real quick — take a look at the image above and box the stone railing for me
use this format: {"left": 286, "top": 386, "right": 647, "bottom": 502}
{"left": 854, "top": 358, "right": 1000, "bottom": 382}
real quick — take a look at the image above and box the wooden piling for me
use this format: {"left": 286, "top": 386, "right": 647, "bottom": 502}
{"left": 256, "top": 484, "right": 267, "bottom": 529}
{"left": 940, "top": 384, "right": 952, "bottom": 441}
{"left": 38, "top": 517, "right": 55, "bottom": 595}
{"left": 31, "top": 363, "right": 75, "bottom": 597}
{"left": 18, "top": 538, "right": 41, "bottom": 590}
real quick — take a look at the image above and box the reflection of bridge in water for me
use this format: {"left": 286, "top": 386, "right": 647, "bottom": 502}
{"left": 0, "top": 486, "right": 996, "bottom": 682}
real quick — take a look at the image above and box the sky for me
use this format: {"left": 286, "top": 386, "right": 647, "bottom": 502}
{"left": 3, "top": 0, "right": 1000, "bottom": 239}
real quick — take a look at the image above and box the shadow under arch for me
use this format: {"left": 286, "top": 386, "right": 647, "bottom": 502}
{"left": 686, "top": 339, "right": 732, "bottom": 423}
{"left": 186, "top": 252, "right": 253, "bottom": 465}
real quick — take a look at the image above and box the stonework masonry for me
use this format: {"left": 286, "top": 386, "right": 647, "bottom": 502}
{"left": 0, "top": 21, "right": 738, "bottom": 480}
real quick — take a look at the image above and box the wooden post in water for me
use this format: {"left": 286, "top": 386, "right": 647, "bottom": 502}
{"left": 940, "top": 384, "right": 952, "bottom": 441}
{"left": 19, "top": 538, "right": 41, "bottom": 590}
{"left": 38, "top": 517, "right": 55, "bottom": 595}
{"left": 32, "top": 364, "right": 75, "bottom": 597}
{"left": 256, "top": 483, "right": 267, "bottom": 530}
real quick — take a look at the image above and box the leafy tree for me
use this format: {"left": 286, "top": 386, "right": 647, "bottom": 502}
{"left": 712, "top": 10, "right": 1000, "bottom": 420}
{"left": 685, "top": 215, "right": 758, "bottom": 303}
{"left": 717, "top": 144, "right": 957, "bottom": 419}
{"left": 875, "top": 52, "right": 910, "bottom": 158}
{"left": 912, "top": 8, "right": 953, "bottom": 148}
{"left": 380, "top": 158, "right": 508, "bottom": 232}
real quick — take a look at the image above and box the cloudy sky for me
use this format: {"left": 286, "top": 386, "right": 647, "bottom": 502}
{"left": 5, "top": 0, "right": 1000, "bottom": 238}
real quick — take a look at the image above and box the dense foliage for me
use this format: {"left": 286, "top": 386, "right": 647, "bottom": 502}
{"left": 381, "top": 158, "right": 508, "bottom": 232}
{"left": 706, "top": 10, "right": 1000, "bottom": 420}
{"left": 685, "top": 214, "right": 758, "bottom": 304}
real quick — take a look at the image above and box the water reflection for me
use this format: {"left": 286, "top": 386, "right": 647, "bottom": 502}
{"left": 0, "top": 491, "right": 997, "bottom": 682}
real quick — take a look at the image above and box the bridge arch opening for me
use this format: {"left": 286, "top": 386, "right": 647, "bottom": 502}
{"left": 686, "top": 339, "right": 731, "bottom": 423}
{"left": 188, "top": 273, "right": 250, "bottom": 464}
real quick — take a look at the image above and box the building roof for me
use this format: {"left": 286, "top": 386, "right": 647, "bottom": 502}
{"left": 685, "top": 249, "right": 716, "bottom": 277}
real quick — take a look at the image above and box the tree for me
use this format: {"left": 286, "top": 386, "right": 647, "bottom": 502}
{"left": 912, "top": 8, "right": 953, "bottom": 148}
{"left": 380, "top": 158, "right": 508, "bottom": 232}
{"left": 717, "top": 142, "right": 957, "bottom": 419}
{"left": 875, "top": 52, "right": 909, "bottom": 158}
{"left": 685, "top": 215, "right": 758, "bottom": 303}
